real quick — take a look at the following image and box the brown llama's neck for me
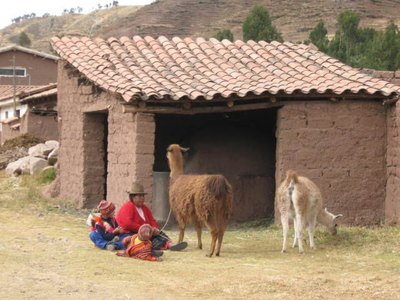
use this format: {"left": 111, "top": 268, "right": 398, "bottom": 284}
{"left": 168, "top": 152, "right": 184, "bottom": 179}
{"left": 170, "top": 168, "right": 184, "bottom": 178}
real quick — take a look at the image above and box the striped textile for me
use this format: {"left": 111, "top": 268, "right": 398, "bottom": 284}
{"left": 125, "top": 234, "right": 157, "bottom": 261}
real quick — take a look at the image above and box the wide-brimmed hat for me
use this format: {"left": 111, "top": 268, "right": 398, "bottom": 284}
{"left": 127, "top": 182, "right": 147, "bottom": 195}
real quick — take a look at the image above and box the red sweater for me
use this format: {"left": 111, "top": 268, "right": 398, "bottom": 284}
{"left": 116, "top": 200, "right": 159, "bottom": 233}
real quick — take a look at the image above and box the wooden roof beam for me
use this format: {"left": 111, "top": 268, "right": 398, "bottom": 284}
{"left": 122, "top": 101, "right": 282, "bottom": 114}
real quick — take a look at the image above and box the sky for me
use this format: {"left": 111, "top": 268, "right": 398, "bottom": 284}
{"left": 0, "top": 0, "right": 154, "bottom": 29}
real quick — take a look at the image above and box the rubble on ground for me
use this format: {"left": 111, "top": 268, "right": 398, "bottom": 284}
{"left": 3, "top": 138, "right": 59, "bottom": 177}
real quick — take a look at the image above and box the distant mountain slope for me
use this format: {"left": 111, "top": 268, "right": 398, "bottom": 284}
{"left": 0, "top": 6, "right": 141, "bottom": 53}
{"left": 1, "top": 0, "right": 400, "bottom": 54}
{"left": 98, "top": 0, "right": 400, "bottom": 42}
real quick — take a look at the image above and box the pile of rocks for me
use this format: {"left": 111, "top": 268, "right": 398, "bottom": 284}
{"left": 5, "top": 141, "right": 59, "bottom": 177}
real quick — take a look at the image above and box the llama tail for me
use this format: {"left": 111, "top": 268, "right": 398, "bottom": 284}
{"left": 206, "top": 175, "right": 233, "bottom": 218}
{"left": 285, "top": 170, "right": 299, "bottom": 208}
{"left": 206, "top": 175, "right": 232, "bottom": 199}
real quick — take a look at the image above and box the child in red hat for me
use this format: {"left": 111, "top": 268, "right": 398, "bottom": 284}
{"left": 117, "top": 224, "right": 163, "bottom": 261}
{"left": 89, "top": 200, "right": 124, "bottom": 251}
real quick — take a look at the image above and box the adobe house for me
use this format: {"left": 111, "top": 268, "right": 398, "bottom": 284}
{"left": 0, "top": 84, "right": 58, "bottom": 144}
{"left": 0, "top": 44, "right": 58, "bottom": 86}
{"left": 19, "top": 83, "right": 58, "bottom": 141}
{"left": 51, "top": 36, "right": 400, "bottom": 225}
{"left": 0, "top": 85, "right": 31, "bottom": 121}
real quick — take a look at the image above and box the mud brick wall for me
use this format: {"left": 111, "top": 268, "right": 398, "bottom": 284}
{"left": 58, "top": 63, "right": 92, "bottom": 207}
{"left": 20, "top": 113, "right": 59, "bottom": 141}
{"left": 386, "top": 102, "right": 400, "bottom": 224}
{"left": 107, "top": 110, "right": 155, "bottom": 208}
{"left": 0, "top": 120, "right": 21, "bottom": 144}
{"left": 276, "top": 101, "right": 386, "bottom": 225}
{"left": 57, "top": 62, "right": 155, "bottom": 209}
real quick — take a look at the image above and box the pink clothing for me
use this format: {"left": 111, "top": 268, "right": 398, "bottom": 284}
{"left": 116, "top": 200, "right": 159, "bottom": 233}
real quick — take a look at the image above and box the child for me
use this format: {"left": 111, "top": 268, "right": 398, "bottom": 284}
{"left": 89, "top": 200, "right": 123, "bottom": 251}
{"left": 117, "top": 224, "right": 163, "bottom": 261}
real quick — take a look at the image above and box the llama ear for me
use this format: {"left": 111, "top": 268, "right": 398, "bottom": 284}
{"left": 325, "top": 207, "right": 328, "bottom": 213}
{"left": 334, "top": 214, "right": 343, "bottom": 220}
{"left": 180, "top": 146, "right": 190, "bottom": 152}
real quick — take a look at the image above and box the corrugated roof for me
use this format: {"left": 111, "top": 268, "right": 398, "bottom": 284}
{"left": 50, "top": 36, "right": 400, "bottom": 102}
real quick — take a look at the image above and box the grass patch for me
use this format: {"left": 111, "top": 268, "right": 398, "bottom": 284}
{"left": 0, "top": 170, "right": 83, "bottom": 216}
{"left": 36, "top": 167, "right": 56, "bottom": 184}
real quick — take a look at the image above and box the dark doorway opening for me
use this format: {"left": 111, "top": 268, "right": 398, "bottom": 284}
{"left": 154, "top": 109, "right": 277, "bottom": 222}
{"left": 82, "top": 112, "right": 108, "bottom": 207}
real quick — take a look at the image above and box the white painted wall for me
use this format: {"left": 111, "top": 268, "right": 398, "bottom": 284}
{"left": 0, "top": 98, "right": 27, "bottom": 124}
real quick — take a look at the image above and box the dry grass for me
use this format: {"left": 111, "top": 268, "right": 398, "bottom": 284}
{"left": 0, "top": 170, "right": 399, "bottom": 299}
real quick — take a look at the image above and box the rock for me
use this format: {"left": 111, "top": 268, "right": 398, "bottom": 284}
{"left": 47, "top": 147, "right": 59, "bottom": 166}
{"left": 28, "top": 143, "right": 53, "bottom": 158}
{"left": 41, "top": 165, "right": 56, "bottom": 173}
{"left": 45, "top": 140, "right": 59, "bottom": 150}
{"left": 29, "top": 157, "right": 48, "bottom": 174}
{"left": 5, "top": 156, "right": 30, "bottom": 176}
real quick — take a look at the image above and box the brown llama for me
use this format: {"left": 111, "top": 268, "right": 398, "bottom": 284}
{"left": 166, "top": 144, "right": 233, "bottom": 257}
{"left": 276, "top": 170, "right": 342, "bottom": 253}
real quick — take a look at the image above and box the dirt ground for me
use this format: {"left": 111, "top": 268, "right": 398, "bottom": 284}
{"left": 0, "top": 172, "right": 399, "bottom": 300}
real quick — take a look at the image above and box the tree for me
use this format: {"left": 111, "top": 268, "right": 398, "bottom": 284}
{"left": 242, "top": 5, "right": 283, "bottom": 42}
{"left": 306, "top": 10, "right": 400, "bottom": 70}
{"left": 213, "top": 29, "right": 234, "bottom": 42}
{"left": 362, "top": 22, "right": 400, "bottom": 70}
{"left": 308, "top": 21, "right": 329, "bottom": 52}
{"left": 328, "top": 10, "right": 362, "bottom": 64}
{"left": 18, "top": 31, "right": 31, "bottom": 47}
{"left": 380, "top": 22, "right": 400, "bottom": 70}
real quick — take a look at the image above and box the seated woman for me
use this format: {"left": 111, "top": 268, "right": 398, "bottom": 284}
{"left": 116, "top": 182, "right": 187, "bottom": 251}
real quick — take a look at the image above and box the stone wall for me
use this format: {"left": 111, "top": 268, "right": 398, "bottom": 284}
{"left": 57, "top": 62, "right": 155, "bottom": 209}
{"left": 276, "top": 100, "right": 386, "bottom": 225}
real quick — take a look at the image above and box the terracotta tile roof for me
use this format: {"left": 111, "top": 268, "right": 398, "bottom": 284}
{"left": 18, "top": 84, "right": 57, "bottom": 103}
{"left": 0, "top": 85, "right": 43, "bottom": 101}
{"left": 0, "top": 84, "right": 56, "bottom": 102}
{"left": 19, "top": 87, "right": 57, "bottom": 103}
{"left": 361, "top": 69, "right": 400, "bottom": 92}
{"left": 50, "top": 36, "right": 400, "bottom": 102}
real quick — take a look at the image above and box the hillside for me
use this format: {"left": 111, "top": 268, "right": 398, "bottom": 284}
{"left": 99, "top": 0, "right": 400, "bottom": 41}
{"left": 0, "top": 5, "right": 142, "bottom": 53}
{"left": 1, "top": 0, "right": 400, "bottom": 54}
